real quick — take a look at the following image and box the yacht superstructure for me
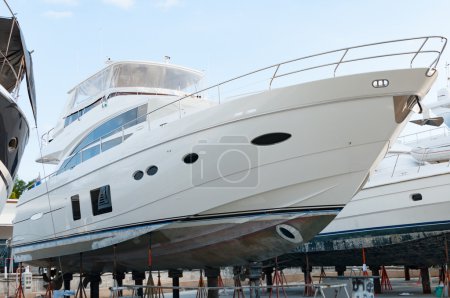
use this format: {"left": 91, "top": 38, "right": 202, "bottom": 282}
{"left": 0, "top": 3, "right": 37, "bottom": 210}
{"left": 11, "top": 37, "right": 445, "bottom": 272}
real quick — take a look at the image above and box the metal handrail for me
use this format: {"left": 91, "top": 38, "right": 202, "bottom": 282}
{"left": 138, "top": 36, "right": 448, "bottom": 125}
{"left": 36, "top": 36, "right": 447, "bottom": 184}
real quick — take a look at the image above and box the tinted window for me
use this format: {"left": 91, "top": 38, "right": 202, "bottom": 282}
{"left": 101, "top": 137, "right": 122, "bottom": 152}
{"left": 64, "top": 99, "right": 101, "bottom": 127}
{"left": 91, "top": 185, "right": 112, "bottom": 216}
{"left": 71, "top": 104, "right": 147, "bottom": 155}
{"left": 71, "top": 195, "right": 81, "bottom": 220}
{"left": 57, "top": 152, "right": 81, "bottom": 174}
{"left": 57, "top": 105, "right": 146, "bottom": 175}
{"left": 81, "top": 145, "right": 100, "bottom": 162}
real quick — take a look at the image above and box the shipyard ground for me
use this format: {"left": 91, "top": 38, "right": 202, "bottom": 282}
{"left": 1, "top": 268, "right": 446, "bottom": 298}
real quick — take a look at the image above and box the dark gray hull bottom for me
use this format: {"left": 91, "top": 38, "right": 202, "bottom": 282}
{"left": 19, "top": 209, "right": 339, "bottom": 273}
{"left": 275, "top": 222, "right": 450, "bottom": 267}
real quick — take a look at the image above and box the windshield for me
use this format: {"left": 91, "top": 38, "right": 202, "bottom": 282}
{"left": 68, "top": 62, "right": 203, "bottom": 109}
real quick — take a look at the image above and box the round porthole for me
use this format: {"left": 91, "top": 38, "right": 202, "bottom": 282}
{"left": 146, "top": 165, "right": 158, "bottom": 176}
{"left": 183, "top": 153, "right": 199, "bottom": 164}
{"left": 133, "top": 170, "right": 144, "bottom": 180}
{"left": 8, "top": 137, "right": 18, "bottom": 151}
{"left": 276, "top": 224, "right": 303, "bottom": 243}
{"left": 251, "top": 133, "right": 291, "bottom": 146}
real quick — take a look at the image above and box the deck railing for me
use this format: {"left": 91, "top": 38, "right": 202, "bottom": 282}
{"left": 36, "top": 36, "right": 448, "bottom": 183}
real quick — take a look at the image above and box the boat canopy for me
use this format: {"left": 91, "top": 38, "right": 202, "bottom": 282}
{"left": 67, "top": 61, "right": 203, "bottom": 110}
{"left": 0, "top": 17, "right": 36, "bottom": 121}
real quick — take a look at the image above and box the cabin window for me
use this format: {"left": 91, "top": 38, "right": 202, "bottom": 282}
{"left": 91, "top": 185, "right": 112, "bottom": 216}
{"left": 71, "top": 104, "right": 147, "bottom": 155}
{"left": 57, "top": 104, "right": 147, "bottom": 175}
{"left": 64, "top": 98, "right": 102, "bottom": 127}
{"left": 71, "top": 195, "right": 81, "bottom": 220}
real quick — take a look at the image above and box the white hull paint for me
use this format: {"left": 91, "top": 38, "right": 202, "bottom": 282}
{"left": 11, "top": 67, "right": 436, "bottom": 270}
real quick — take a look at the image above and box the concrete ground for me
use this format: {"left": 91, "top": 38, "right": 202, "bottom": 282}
{"left": 104, "top": 278, "right": 445, "bottom": 298}
{"left": 2, "top": 268, "right": 446, "bottom": 298}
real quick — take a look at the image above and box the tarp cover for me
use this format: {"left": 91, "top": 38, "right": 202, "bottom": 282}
{"left": 0, "top": 17, "right": 36, "bottom": 121}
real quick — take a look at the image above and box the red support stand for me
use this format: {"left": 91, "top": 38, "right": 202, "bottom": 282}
{"left": 233, "top": 274, "right": 245, "bottom": 298}
{"left": 380, "top": 266, "right": 392, "bottom": 291}
{"left": 218, "top": 274, "right": 226, "bottom": 294}
{"left": 269, "top": 258, "right": 288, "bottom": 298}
{"left": 362, "top": 248, "right": 368, "bottom": 277}
{"left": 303, "top": 255, "right": 314, "bottom": 297}
{"left": 303, "top": 270, "right": 314, "bottom": 297}
{"left": 318, "top": 267, "right": 327, "bottom": 284}
{"left": 156, "top": 271, "right": 165, "bottom": 298}
{"left": 196, "top": 270, "right": 207, "bottom": 298}
{"left": 15, "top": 264, "right": 24, "bottom": 298}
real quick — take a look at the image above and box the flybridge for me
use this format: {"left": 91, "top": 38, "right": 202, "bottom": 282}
{"left": 65, "top": 61, "right": 204, "bottom": 113}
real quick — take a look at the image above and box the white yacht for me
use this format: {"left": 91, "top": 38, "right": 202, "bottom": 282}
{"left": 0, "top": 3, "right": 37, "bottom": 209}
{"left": 11, "top": 37, "right": 445, "bottom": 273}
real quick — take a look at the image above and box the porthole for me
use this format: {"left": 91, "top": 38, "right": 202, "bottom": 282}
{"left": 276, "top": 224, "right": 303, "bottom": 243}
{"left": 8, "top": 137, "right": 18, "bottom": 151}
{"left": 251, "top": 133, "right": 291, "bottom": 146}
{"left": 146, "top": 165, "right": 158, "bottom": 176}
{"left": 183, "top": 153, "right": 199, "bottom": 164}
{"left": 411, "top": 193, "right": 422, "bottom": 201}
{"left": 133, "top": 170, "right": 144, "bottom": 180}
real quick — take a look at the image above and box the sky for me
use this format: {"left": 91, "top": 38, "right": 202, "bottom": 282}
{"left": 7, "top": 0, "right": 450, "bottom": 182}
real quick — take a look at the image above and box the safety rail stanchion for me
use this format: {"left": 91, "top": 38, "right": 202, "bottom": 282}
{"left": 380, "top": 266, "right": 392, "bottom": 291}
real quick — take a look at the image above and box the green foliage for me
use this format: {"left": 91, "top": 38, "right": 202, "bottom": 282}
{"left": 9, "top": 177, "right": 36, "bottom": 199}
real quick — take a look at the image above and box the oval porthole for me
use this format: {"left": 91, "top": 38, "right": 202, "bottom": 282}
{"left": 276, "top": 224, "right": 303, "bottom": 243}
{"left": 411, "top": 193, "right": 422, "bottom": 201}
{"left": 8, "top": 137, "right": 18, "bottom": 151}
{"left": 146, "top": 165, "right": 158, "bottom": 176}
{"left": 251, "top": 133, "right": 291, "bottom": 146}
{"left": 133, "top": 170, "right": 144, "bottom": 180}
{"left": 183, "top": 153, "right": 199, "bottom": 164}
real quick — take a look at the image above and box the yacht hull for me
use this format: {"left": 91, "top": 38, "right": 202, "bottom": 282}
{"left": 0, "top": 92, "right": 29, "bottom": 205}
{"left": 17, "top": 209, "right": 339, "bottom": 272}
{"left": 12, "top": 68, "right": 436, "bottom": 271}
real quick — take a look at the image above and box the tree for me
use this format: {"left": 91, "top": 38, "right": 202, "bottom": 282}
{"left": 9, "top": 177, "right": 36, "bottom": 199}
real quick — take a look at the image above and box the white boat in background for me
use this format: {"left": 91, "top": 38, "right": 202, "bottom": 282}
{"left": 11, "top": 37, "right": 445, "bottom": 275}
{"left": 281, "top": 129, "right": 450, "bottom": 267}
